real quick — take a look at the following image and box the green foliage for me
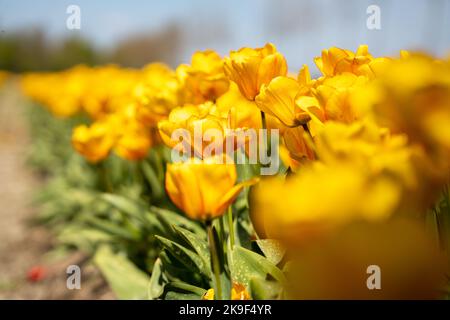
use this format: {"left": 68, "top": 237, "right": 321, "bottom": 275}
{"left": 94, "top": 246, "right": 150, "bottom": 299}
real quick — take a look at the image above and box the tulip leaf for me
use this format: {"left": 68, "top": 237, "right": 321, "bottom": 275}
{"left": 164, "top": 291, "right": 203, "bottom": 300}
{"left": 172, "top": 225, "right": 211, "bottom": 270}
{"left": 148, "top": 258, "right": 168, "bottom": 300}
{"left": 155, "top": 235, "right": 208, "bottom": 277}
{"left": 100, "top": 193, "right": 146, "bottom": 221}
{"left": 57, "top": 226, "right": 113, "bottom": 252}
{"left": 140, "top": 160, "right": 164, "bottom": 200}
{"left": 231, "top": 246, "right": 286, "bottom": 288}
{"left": 82, "top": 215, "right": 140, "bottom": 240}
{"left": 164, "top": 281, "right": 207, "bottom": 300}
{"left": 255, "top": 239, "right": 286, "bottom": 265}
{"left": 94, "top": 246, "right": 150, "bottom": 300}
{"left": 249, "top": 278, "right": 283, "bottom": 300}
{"left": 151, "top": 206, "right": 206, "bottom": 238}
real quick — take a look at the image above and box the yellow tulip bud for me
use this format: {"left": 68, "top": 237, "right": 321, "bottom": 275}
{"left": 165, "top": 157, "right": 256, "bottom": 220}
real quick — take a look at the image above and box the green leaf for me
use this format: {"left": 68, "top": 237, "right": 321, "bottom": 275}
{"left": 163, "top": 281, "right": 207, "bottom": 300}
{"left": 100, "top": 193, "right": 146, "bottom": 221}
{"left": 255, "top": 239, "right": 286, "bottom": 265}
{"left": 172, "top": 225, "right": 210, "bottom": 268}
{"left": 94, "top": 246, "right": 150, "bottom": 299}
{"left": 140, "top": 160, "right": 164, "bottom": 200}
{"left": 83, "top": 215, "right": 139, "bottom": 240}
{"left": 58, "top": 226, "right": 113, "bottom": 251}
{"left": 231, "top": 246, "right": 286, "bottom": 288}
{"left": 164, "top": 291, "right": 202, "bottom": 300}
{"left": 151, "top": 206, "right": 206, "bottom": 238}
{"left": 155, "top": 235, "right": 209, "bottom": 277}
{"left": 250, "top": 278, "right": 283, "bottom": 300}
{"left": 148, "top": 258, "right": 168, "bottom": 300}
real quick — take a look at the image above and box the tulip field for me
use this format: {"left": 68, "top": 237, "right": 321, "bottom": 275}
{"left": 2, "top": 43, "right": 450, "bottom": 300}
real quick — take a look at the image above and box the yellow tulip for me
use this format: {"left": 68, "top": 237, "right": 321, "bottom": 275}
{"left": 302, "top": 73, "right": 369, "bottom": 125}
{"left": 177, "top": 50, "right": 229, "bottom": 104}
{"left": 82, "top": 66, "right": 139, "bottom": 120}
{"left": 135, "top": 63, "right": 180, "bottom": 126}
{"left": 114, "top": 123, "right": 152, "bottom": 161}
{"left": 216, "top": 82, "right": 262, "bottom": 130}
{"left": 165, "top": 157, "right": 256, "bottom": 220}
{"left": 255, "top": 76, "right": 310, "bottom": 127}
{"left": 314, "top": 45, "right": 373, "bottom": 77}
{"left": 158, "top": 102, "right": 229, "bottom": 158}
{"left": 224, "top": 43, "right": 287, "bottom": 100}
{"left": 283, "top": 126, "right": 315, "bottom": 163}
{"left": 71, "top": 120, "right": 116, "bottom": 163}
{"left": 21, "top": 67, "right": 88, "bottom": 117}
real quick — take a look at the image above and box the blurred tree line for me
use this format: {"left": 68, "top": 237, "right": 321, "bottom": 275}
{"left": 0, "top": 24, "right": 181, "bottom": 72}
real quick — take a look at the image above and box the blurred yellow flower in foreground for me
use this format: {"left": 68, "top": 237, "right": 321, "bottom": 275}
{"left": 224, "top": 43, "right": 287, "bottom": 100}
{"left": 251, "top": 161, "right": 401, "bottom": 244}
{"left": 250, "top": 119, "right": 428, "bottom": 243}
{"left": 356, "top": 54, "right": 450, "bottom": 162}
{"left": 286, "top": 219, "right": 447, "bottom": 299}
{"left": 72, "top": 120, "right": 116, "bottom": 163}
{"left": 166, "top": 157, "right": 257, "bottom": 220}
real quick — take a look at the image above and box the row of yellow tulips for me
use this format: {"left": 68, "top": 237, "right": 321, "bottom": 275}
{"left": 19, "top": 44, "right": 450, "bottom": 299}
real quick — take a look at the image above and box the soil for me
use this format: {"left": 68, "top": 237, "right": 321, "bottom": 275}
{"left": 0, "top": 80, "right": 114, "bottom": 299}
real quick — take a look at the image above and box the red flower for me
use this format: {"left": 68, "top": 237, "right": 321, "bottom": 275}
{"left": 27, "top": 266, "right": 46, "bottom": 282}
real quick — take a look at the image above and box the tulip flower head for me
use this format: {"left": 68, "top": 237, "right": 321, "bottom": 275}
{"left": 166, "top": 156, "right": 257, "bottom": 220}
{"left": 224, "top": 43, "right": 288, "bottom": 100}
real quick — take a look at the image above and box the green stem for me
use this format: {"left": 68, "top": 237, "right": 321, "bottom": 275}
{"left": 207, "top": 222, "right": 222, "bottom": 300}
{"left": 260, "top": 111, "right": 271, "bottom": 157}
{"left": 98, "top": 161, "right": 113, "bottom": 193}
{"left": 434, "top": 208, "right": 446, "bottom": 251}
{"left": 228, "top": 206, "right": 235, "bottom": 247}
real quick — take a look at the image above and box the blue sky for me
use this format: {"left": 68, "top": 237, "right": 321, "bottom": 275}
{"left": 0, "top": 0, "right": 449, "bottom": 70}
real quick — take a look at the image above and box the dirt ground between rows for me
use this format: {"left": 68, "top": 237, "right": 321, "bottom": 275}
{"left": 0, "top": 80, "right": 113, "bottom": 299}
